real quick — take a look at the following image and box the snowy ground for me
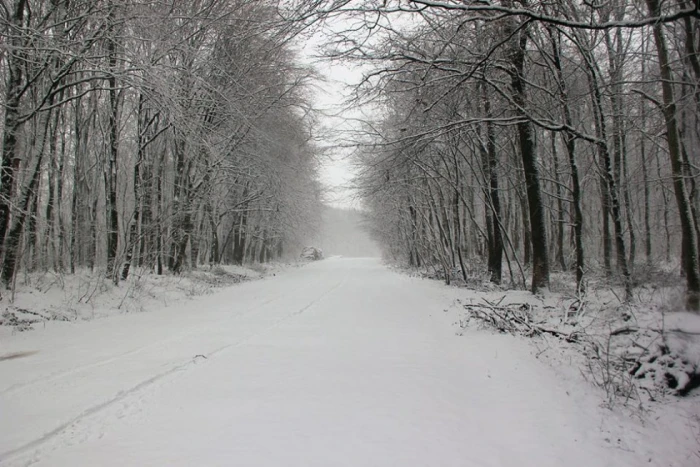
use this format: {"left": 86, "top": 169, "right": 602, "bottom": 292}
{"left": 1, "top": 258, "right": 698, "bottom": 466}
{"left": 0, "top": 263, "right": 269, "bottom": 328}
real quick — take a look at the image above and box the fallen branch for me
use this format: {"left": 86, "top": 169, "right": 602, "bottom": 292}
{"left": 462, "top": 300, "right": 580, "bottom": 342}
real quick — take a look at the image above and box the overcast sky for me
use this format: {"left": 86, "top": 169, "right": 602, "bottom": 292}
{"left": 297, "top": 20, "right": 367, "bottom": 209}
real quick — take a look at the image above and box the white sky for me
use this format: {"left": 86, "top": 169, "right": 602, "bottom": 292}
{"left": 295, "top": 8, "right": 418, "bottom": 209}
{"left": 297, "top": 21, "right": 367, "bottom": 209}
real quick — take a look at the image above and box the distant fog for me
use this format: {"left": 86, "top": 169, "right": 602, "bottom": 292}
{"left": 315, "top": 206, "right": 381, "bottom": 258}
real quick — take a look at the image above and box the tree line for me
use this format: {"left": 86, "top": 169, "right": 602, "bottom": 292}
{"left": 303, "top": 0, "right": 700, "bottom": 311}
{"left": 0, "top": 0, "right": 323, "bottom": 290}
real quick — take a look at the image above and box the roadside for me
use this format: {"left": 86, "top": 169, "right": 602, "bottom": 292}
{"left": 0, "top": 263, "right": 287, "bottom": 336}
{"left": 405, "top": 263, "right": 700, "bottom": 464}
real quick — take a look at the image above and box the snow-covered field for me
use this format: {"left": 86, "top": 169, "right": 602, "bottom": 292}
{"left": 1, "top": 258, "right": 698, "bottom": 466}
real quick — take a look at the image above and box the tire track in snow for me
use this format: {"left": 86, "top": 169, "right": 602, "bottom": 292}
{"left": 205, "top": 276, "right": 346, "bottom": 360}
{"left": 0, "top": 291, "right": 289, "bottom": 397}
{"left": 0, "top": 361, "right": 191, "bottom": 465}
{"left": 0, "top": 276, "right": 346, "bottom": 466}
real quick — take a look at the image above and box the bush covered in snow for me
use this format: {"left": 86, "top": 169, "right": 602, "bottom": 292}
{"left": 458, "top": 291, "right": 700, "bottom": 400}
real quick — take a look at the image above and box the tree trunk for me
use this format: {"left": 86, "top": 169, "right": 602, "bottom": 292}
{"left": 0, "top": 0, "right": 29, "bottom": 279}
{"left": 639, "top": 48, "right": 653, "bottom": 265}
{"left": 3, "top": 149, "right": 45, "bottom": 287}
{"left": 646, "top": 0, "right": 700, "bottom": 311}
{"left": 508, "top": 27, "right": 548, "bottom": 291}
{"left": 105, "top": 8, "right": 120, "bottom": 283}
{"left": 122, "top": 94, "right": 147, "bottom": 280}
{"left": 551, "top": 131, "right": 566, "bottom": 272}
{"left": 482, "top": 90, "right": 503, "bottom": 284}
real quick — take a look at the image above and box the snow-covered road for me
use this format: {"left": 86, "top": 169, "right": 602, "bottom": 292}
{"left": 0, "top": 258, "right": 685, "bottom": 466}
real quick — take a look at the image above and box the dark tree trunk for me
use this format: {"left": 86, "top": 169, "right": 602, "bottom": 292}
{"left": 44, "top": 103, "right": 62, "bottom": 271}
{"left": 232, "top": 211, "right": 248, "bottom": 265}
{"left": 0, "top": 0, "right": 29, "bottom": 279}
{"left": 122, "top": 94, "right": 148, "bottom": 280}
{"left": 639, "top": 56, "right": 653, "bottom": 265}
{"left": 504, "top": 5, "right": 549, "bottom": 293}
{"left": 56, "top": 110, "right": 67, "bottom": 272}
{"left": 482, "top": 90, "right": 503, "bottom": 284}
{"left": 647, "top": 0, "right": 700, "bottom": 310}
{"left": 105, "top": 9, "right": 120, "bottom": 283}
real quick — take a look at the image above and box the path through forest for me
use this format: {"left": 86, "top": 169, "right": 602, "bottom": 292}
{"left": 0, "top": 259, "right": 693, "bottom": 466}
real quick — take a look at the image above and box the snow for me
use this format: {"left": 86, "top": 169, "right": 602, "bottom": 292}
{"left": 666, "top": 311, "right": 700, "bottom": 368}
{"left": 666, "top": 312, "right": 700, "bottom": 334}
{"left": 1, "top": 258, "right": 698, "bottom": 466}
{"left": 0, "top": 264, "right": 264, "bottom": 328}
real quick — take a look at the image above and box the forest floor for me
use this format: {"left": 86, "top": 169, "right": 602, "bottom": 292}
{"left": 1, "top": 257, "right": 699, "bottom": 466}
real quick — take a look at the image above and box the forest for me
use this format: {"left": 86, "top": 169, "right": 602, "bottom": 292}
{"left": 2, "top": 0, "right": 700, "bottom": 312}
{"left": 0, "top": 0, "right": 323, "bottom": 294}
{"left": 310, "top": 0, "right": 700, "bottom": 311}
